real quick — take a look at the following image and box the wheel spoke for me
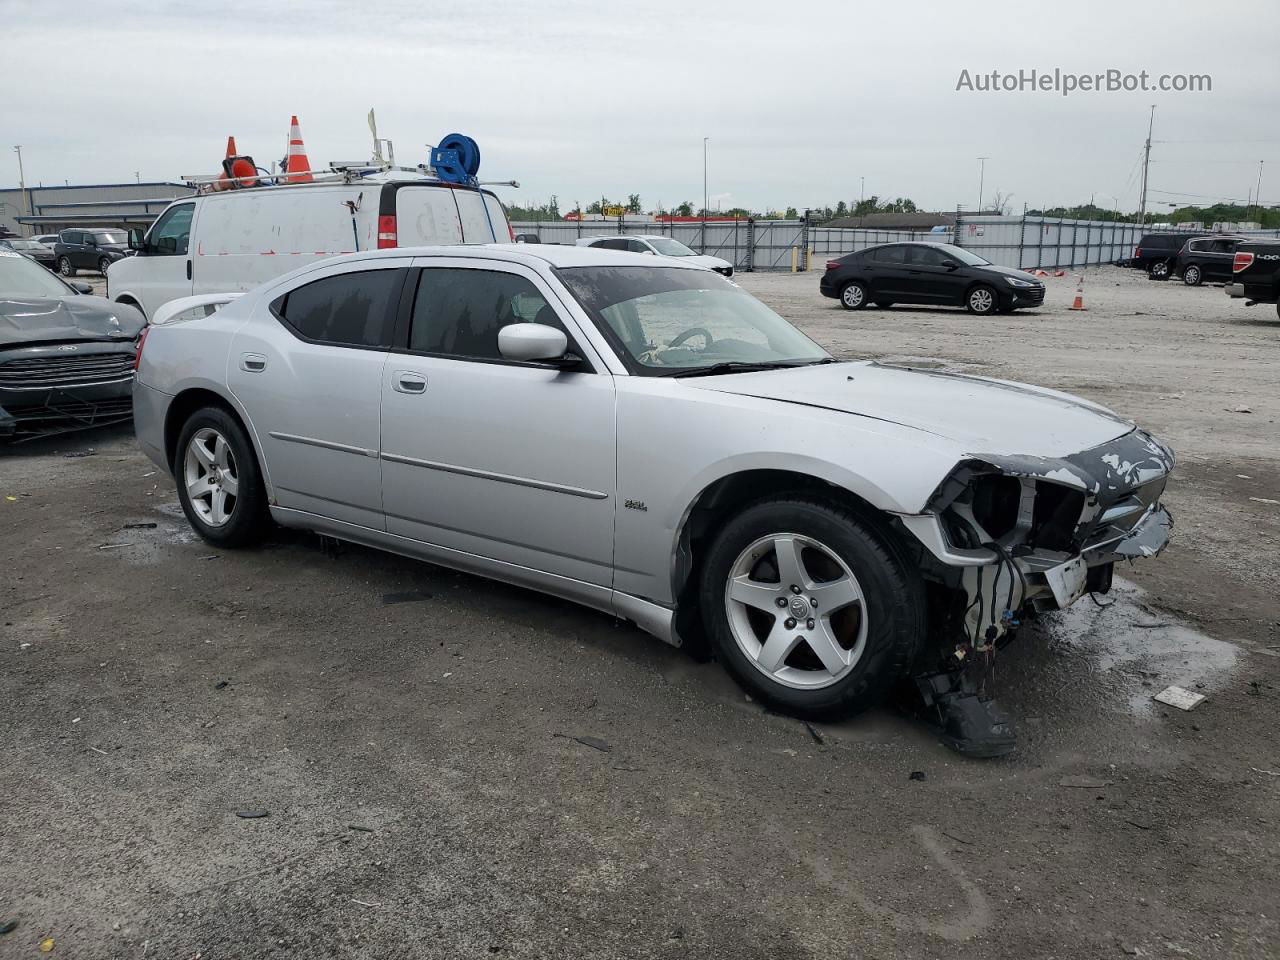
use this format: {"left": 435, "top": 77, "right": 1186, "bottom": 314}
{"left": 191, "top": 438, "right": 215, "bottom": 470}
{"left": 213, "top": 435, "right": 230, "bottom": 469}
{"left": 806, "top": 620, "right": 850, "bottom": 676}
{"left": 756, "top": 621, "right": 802, "bottom": 673}
{"left": 209, "top": 488, "right": 228, "bottom": 525}
{"left": 187, "top": 476, "right": 213, "bottom": 502}
{"left": 729, "top": 575, "right": 783, "bottom": 612}
{"left": 220, "top": 472, "right": 239, "bottom": 497}
{"left": 809, "top": 576, "right": 861, "bottom": 615}
{"left": 772, "top": 536, "right": 809, "bottom": 589}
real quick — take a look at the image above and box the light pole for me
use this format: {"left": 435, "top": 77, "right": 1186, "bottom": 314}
{"left": 702, "top": 136, "right": 709, "bottom": 252}
{"left": 976, "top": 156, "right": 989, "bottom": 213}
{"left": 13, "top": 145, "right": 28, "bottom": 234}
{"left": 859, "top": 176, "right": 865, "bottom": 208}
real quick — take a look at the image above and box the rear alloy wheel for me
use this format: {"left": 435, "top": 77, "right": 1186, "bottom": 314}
{"left": 175, "top": 407, "right": 269, "bottom": 547}
{"left": 700, "top": 498, "right": 924, "bottom": 719}
{"left": 1148, "top": 260, "right": 1170, "bottom": 280}
{"left": 966, "top": 284, "right": 998, "bottom": 315}
{"left": 98, "top": 257, "right": 112, "bottom": 275}
{"left": 58, "top": 256, "right": 75, "bottom": 277}
{"left": 840, "top": 281, "right": 867, "bottom": 310}
{"left": 1183, "top": 265, "right": 1202, "bottom": 286}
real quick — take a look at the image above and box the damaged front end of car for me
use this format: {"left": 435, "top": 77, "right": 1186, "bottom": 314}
{"left": 892, "top": 428, "right": 1175, "bottom": 755}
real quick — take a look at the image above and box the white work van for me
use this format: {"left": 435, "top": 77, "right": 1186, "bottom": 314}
{"left": 107, "top": 173, "right": 513, "bottom": 319}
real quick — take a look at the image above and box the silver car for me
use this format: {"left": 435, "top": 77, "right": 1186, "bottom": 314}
{"left": 134, "top": 245, "right": 1172, "bottom": 725}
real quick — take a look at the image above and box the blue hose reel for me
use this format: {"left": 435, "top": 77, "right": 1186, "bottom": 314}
{"left": 431, "top": 133, "right": 481, "bottom": 184}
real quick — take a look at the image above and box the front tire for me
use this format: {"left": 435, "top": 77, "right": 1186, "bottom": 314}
{"left": 1183, "top": 265, "right": 1202, "bottom": 286}
{"left": 699, "top": 498, "right": 924, "bottom": 720}
{"left": 58, "top": 256, "right": 76, "bottom": 277}
{"left": 174, "top": 407, "right": 269, "bottom": 548}
{"left": 840, "top": 281, "right": 867, "bottom": 310}
{"left": 966, "top": 284, "right": 998, "bottom": 315}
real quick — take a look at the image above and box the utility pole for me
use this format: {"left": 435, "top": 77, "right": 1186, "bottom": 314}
{"left": 13, "top": 145, "right": 28, "bottom": 235}
{"left": 1137, "top": 104, "right": 1156, "bottom": 227}
{"left": 859, "top": 176, "right": 865, "bottom": 207}
{"left": 1254, "top": 160, "right": 1265, "bottom": 224}
{"left": 976, "top": 157, "right": 989, "bottom": 213}
{"left": 702, "top": 136, "right": 709, "bottom": 253}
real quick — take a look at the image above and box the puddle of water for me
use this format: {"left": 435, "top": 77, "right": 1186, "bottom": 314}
{"left": 100, "top": 502, "right": 200, "bottom": 564}
{"left": 1026, "top": 576, "right": 1239, "bottom": 717}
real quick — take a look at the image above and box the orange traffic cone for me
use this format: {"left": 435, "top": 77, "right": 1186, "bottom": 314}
{"left": 1069, "top": 274, "right": 1087, "bottom": 311}
{"left": 284, "top": 116, "right": 313, "bottom": 183}
{"left": 212, "top": 136, "right": 257, "bottom": 191}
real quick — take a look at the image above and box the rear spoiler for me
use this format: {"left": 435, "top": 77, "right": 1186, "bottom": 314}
{"left": 152, "top": 293, "right": 243, "bottom": 326}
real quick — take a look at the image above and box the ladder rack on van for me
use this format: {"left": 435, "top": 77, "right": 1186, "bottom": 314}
{"left": 178, "top": 160, "right": 442, "bottom": 194}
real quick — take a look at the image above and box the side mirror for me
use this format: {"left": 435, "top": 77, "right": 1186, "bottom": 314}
{"left": 941, "top": 259, "right": 960, "bottom": 270}
{"left": 72, "top": 281, "right": 93, "bottom": 294}
{"left": 498, "top": 323, "right": 572, "bottom": 364}
{"left": 128, "top": 228, "right": 147, "bottom": 251}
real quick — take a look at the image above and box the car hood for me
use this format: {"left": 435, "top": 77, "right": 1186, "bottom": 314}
{"left": 687, "top": 360, "right": 1132, "bottom": 458}
{"left": 0, "top": 295, "right": 146, "bottom": 347}
{"left": 978, "top": 263, "right": 1042, "bottom": 282}
{"left": 680, "top": 254, "right": 731, "bottom": 270}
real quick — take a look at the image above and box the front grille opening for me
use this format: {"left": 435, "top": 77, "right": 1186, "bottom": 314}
{"left": 968, "top": 475, "right": 1022, "bottom": 542}
{"left": 1031, "top": 482, "right": 1086, "bottom": 551}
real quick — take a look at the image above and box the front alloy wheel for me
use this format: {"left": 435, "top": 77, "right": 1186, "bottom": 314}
{"left": 58, "top": 256, "right": 75, "bottom": 277}
{"left": 725, "top": 534, "right": 868, "bottom": 690}
{"left": 700, "top": 498, "right": 925, "bottom": 719}
{"left": 966, "top": 285, "right": 998, "bottom": 315}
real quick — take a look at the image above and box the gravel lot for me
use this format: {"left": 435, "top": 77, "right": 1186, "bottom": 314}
{"left": 2, "top": 266, "right": 1278, "bottom": 959}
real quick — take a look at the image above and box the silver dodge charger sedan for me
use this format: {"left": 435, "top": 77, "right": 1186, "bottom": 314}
{"left": 134, "top": 244, "right": 1172, "bottom": 734}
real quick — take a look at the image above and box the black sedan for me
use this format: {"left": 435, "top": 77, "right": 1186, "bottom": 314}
{"left": 820, "top": 242, "right": 1045, "bottom": 315}
{"left": 0, "top": 250, "right": 145, "bottom": 439}
{"left": 3, "top": 237, "right": 58, "bottom": 271}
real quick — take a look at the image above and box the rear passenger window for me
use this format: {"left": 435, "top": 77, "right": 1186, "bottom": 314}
{"left": 275, "top": 269, "right": 401, "bottom": 347}
{"left": 872, "top": 246, "right": 907, "bottom": 264}
{"left": 409, "top": 268, "right": 563, "bottom": 361}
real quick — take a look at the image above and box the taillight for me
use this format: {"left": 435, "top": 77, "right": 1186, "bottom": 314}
{"left": 1233, "top": 251, "right": 1254, "bottom": 273}
{"left": 825, "top": 260, "right": 840, "bottom": 271}
{"left": 1134, "top": 246, "right": 1141, "bottom": 258}
{"left": 134, "top": 325, "right": 150, "bottom": 370}
{"left": 377, "top": 215, "right": 397, "bottom": 249}
{"left": 507, "top": 222, "right": 515, "bottom": 243}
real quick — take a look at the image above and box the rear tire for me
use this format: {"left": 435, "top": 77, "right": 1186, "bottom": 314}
{"left": 1147, "top": 260, "right": 1170, "bottom": 280}
{"left": 1183, "top": 265, "right": 1202, "bottom": 286}
{"left": 965, "top": 284, "right": 999, "bottom": 315}
{"left": 840, "top": 281, "right": 867, "bottom": 310}
{"left": 174, "top": 406, "right": 269, "bottom": 548}
{"left": 58, "top": 256, "right": 75, "bottom": 277}
{"left": 699, "top": 498, "right": 925, "bottom": 720}
{"left": 98, "top": 257, "right": 112, "bottom": 275}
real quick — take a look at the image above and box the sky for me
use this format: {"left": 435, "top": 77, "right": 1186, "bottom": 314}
{"left": 3, "top": 0, "right": 1279, "bottom": 215}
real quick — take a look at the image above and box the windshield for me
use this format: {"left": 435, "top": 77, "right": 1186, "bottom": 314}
{"left": 647, "top": 238, "right": 696, "bottom": 257}
{"left": 93, "top": 231, "right": 127, "bottom": 245}
{"left": 930, "top": 243, "right": 990, "bottom": 266}
{"left": 557, "top": 266, "right": 829, "bottom": 375}
{"left": 7, "top": 240, "right": 40, "bottom": 250}
{"left": 0, "top": 252, "right": 75, "bottom": 297}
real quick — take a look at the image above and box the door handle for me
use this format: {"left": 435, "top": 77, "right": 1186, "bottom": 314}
{"left": 186, "top": 259, "right": 192, "bottom": 280}
{"left": 240, "top": 353, "right": 267, "bottom": 372}
{"left": 393, "top": 371, "right": 427, "bottom": 394}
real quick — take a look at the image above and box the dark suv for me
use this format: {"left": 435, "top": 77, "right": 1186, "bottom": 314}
{"left": 820, "top": 242, "right": 1045, "bottom": 315}
{"left": 54, "top": 228, "right": 130, "bottom": 277}
{"left": 1173, "top": 235, "right": 1244, "bottom": 286}
{"left": 1132, "top": 232, "right": 1197, "bottom": 279}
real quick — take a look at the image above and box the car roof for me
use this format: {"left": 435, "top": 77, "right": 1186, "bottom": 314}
{"left": 314, "top": 243, "right": 712, "bottom": 272}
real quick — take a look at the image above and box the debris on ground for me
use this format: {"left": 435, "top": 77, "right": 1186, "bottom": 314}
{"left": 349, "top": 825, "right": 374, "bottom": 833}
{"left": 802, "top": 721, "right": 825, "bottom": 745}
{"left": 1153, "top": 685, "right": 1206, "bottom": 711}
{"left": 39, "top": 937, "right": 54, "bottom": 952}
{"left": 1249, "top": 497, "right": 1279, "bottom": 505}
{"left": 64, "top": 451, "right": 95, "bottom": 459}
{"left": 382, "top": 590, "right": 432, "bottom": 605}
{"left": 122, "top": 522, "right": 158, "bottom": 529}
{"left": 0, "top": 920, "right": 16, "bottom": 935}
{"left": 234, "top": 809, "right": 270, "bottom": 819}
{"left": 908, "top": 770, "right": 927, "bottom": 781}
{"left": 1230, "top": 405, "right": 1253, "bottom": 414}
{"left": 214, "top": 680, "right": 229, "bottom": 690}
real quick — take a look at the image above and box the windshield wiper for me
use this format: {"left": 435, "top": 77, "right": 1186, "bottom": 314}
{"left": 668, "top": 359, "right": 831, "bottom": 378}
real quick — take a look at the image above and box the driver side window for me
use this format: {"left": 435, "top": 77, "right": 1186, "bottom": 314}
{"left": 147, "top": 204, "right": 195, "bottom": 256}
{"left": 408, "top": 268, "right": 566, "bottom": 361}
